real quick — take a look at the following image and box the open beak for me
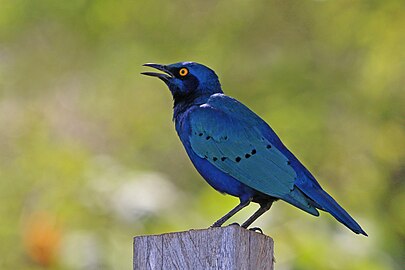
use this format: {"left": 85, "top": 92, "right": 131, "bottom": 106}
{"left": 141, "top": 63, "right": 174, "bottom": 81}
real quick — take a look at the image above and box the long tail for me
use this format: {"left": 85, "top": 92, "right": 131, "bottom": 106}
{"left": 299, "top": 183, "right": 368, "bottom": 236}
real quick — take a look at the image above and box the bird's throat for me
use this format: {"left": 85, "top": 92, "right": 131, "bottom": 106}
{"left": 173, "top": 92, "right": 210, "bottom": 120}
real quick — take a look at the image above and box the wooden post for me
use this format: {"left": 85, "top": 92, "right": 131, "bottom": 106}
{"left": 133, "top": 225, "right": 274, "bottom": 270}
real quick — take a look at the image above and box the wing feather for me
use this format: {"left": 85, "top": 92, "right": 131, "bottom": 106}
{"left": 186, "top": 94, "right": 320, "bottom": 215}
{"left": 188, "top": 99, "right": 296, "bottom": 198}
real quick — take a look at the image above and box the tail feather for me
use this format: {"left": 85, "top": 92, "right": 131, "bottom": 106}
{"left": 299, "top": 185, "right": 368, "bottom": 236}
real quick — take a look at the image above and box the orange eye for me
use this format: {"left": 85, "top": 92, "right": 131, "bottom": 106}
{"left": 179, "top": 68, "right": 189, "bottom": 77}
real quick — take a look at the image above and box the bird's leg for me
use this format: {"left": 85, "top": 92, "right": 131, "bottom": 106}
{"left": 211, "top": 199, "right": 251, "bottom": 228}
{"left": 241, "top": 201, "right": 273, "bottom": 229}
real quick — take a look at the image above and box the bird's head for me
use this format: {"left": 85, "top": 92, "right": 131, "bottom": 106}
{"left": 142, "top": 62, "right": 223, "bottom": 100}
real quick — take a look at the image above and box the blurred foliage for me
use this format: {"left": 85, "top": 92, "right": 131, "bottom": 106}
{"left": 0, "top": 0, "right": 404, "bottom": 269}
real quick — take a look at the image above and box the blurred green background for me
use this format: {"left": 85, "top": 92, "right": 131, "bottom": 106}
{"left": 0, "top": 0, "right": 404, "bottom": 269}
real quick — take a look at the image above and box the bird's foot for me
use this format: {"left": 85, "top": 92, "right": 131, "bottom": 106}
{"left": 248, "top": 227, "right": 264, "bottom": 234}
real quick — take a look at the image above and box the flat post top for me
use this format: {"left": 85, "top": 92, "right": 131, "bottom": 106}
{"left": 133, "top": 225, "right": 274, "bottom": 270}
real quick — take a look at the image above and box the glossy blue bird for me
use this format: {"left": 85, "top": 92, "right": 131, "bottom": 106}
{"left": 142, "top": 61, "right": 367, "bottom": 236}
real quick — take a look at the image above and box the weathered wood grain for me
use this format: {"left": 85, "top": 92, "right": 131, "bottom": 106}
{"left": 133, "top": 225, "right": 274, "bottom": 270}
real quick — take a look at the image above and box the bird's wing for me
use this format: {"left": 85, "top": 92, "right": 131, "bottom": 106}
{"left": 188, "top": 94, "right": 303, "bottom": 200}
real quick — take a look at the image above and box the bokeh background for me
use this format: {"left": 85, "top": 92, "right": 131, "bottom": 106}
{"left": 1, "top": 0, "right": 404, "bottom": 269}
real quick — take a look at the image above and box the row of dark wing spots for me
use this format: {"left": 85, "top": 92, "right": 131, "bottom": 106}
{"left": 199, "top": 132, "right": 259, "bottom": 163}
{"left": 202, "top": 140, "right": 283, "bottom": 165}
{"left": 211, "top": 156, "right": 228, "bottom": 162}
{"left": 193, "top": 131, "right": 210, "bottom": 140}
{"left": 194, "top": 131, "right": 228, "bottom": 141}
{"left": 236, "top": 148, "right": 257, "bottom": 162}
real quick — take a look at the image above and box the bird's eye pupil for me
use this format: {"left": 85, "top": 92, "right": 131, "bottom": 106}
{"left": 179, "top": 68, "right": 188, "bottom": 77}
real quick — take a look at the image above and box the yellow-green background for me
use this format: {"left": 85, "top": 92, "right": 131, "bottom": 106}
{"left": 0, "top": 0, "right": 404, "bottom": 269}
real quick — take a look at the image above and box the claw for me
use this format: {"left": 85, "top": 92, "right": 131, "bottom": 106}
{"left": 249, "top": 227, "right": 264, "bottom": 234}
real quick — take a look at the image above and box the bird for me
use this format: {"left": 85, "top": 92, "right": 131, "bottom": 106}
{"left": 141, "top": 61, "right": 367, "bottom": 236}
